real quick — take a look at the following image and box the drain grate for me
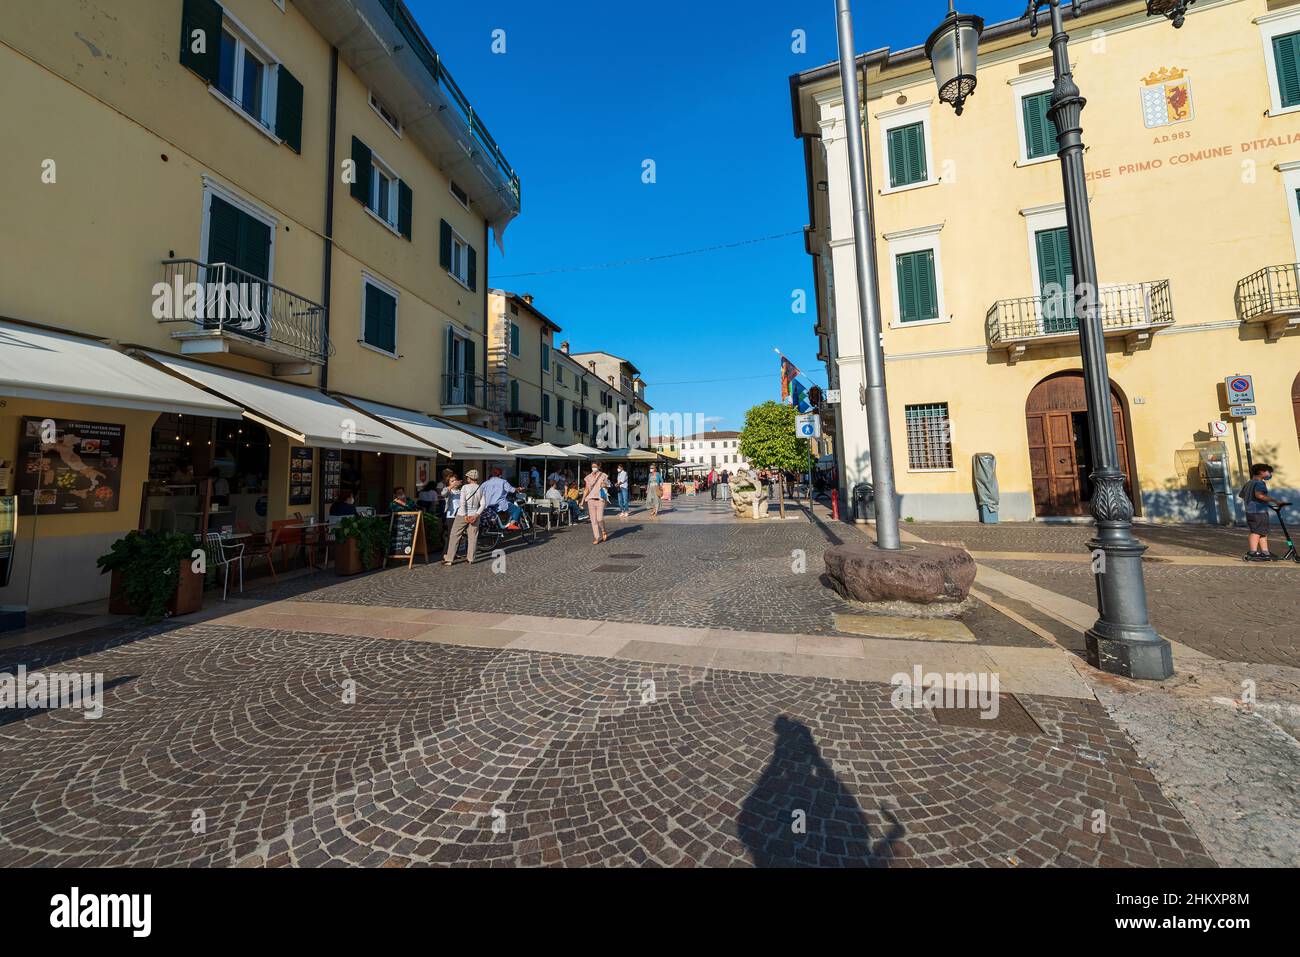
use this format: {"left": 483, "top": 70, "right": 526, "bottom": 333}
{"left": 609, "top": 552, "right": 645, "bottom": 559}
{"left": 930, "top": 693, "right": 1044, "bottom": 736}
{"left": 592, "top": 564, "right": 638, "bottom": 573}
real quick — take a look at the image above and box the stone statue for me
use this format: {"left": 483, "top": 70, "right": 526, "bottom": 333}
{"left": 729, "top": 468, "right": 769, "bottom": 519}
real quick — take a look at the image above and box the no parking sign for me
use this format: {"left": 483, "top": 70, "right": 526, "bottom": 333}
{"left": 1225, "top": 375, "right": 1254, "bottom": 405}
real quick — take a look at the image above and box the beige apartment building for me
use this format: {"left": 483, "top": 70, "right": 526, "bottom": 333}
{"left": 792, "top": 0, "right": 1300, "bottom": 523}
{"left": 0, "top": 0, "right": 522, "bottom": 610}
{"left": 569, "top": 351, "right": 652, "bottom": 449}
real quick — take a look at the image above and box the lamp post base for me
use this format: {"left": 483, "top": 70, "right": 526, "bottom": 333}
{"left": 1085, "top": 628, "right": 1174, "bottom": 680}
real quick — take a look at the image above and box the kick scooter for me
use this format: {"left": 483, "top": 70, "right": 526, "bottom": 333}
{"left": 1272, "top": 502, "right": 1299, "bottom": 563}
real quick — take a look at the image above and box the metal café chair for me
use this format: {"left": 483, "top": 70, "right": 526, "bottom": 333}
{"left": 202, "top": 531, "right": 244, "bottom": 600}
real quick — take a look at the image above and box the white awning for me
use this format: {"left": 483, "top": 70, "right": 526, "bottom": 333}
{"left": 137, "top": 352, "right": 433, "bottom": 455}
{"left": 432, "top": 417, "right": 523, "bottom": 451}
{"left": 562, "top": 443, "right": 613, "bottom": 458}
{"left": 0, "top": 321, "right": 241, "bottom": 418}
{"left": 339, "top": 397, "right": 505, "bottom": 458}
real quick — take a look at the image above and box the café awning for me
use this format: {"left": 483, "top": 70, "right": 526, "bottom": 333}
{"left": 0, "top": 320, "right": 241, "bottom": 418}
{"left": 562, "top": 443, "right": 613, "bottom": 459}
{"left": 434, "top": 418, "right": 523, "bottom": 452}
{"left": 339, "top": 396, "right": 505, "bottom": 458}
{"left": 137, "top": 352, "right": 432, "bottom": 455}
{"left": 603, "top": 447, "right": 666, "bottom": 462}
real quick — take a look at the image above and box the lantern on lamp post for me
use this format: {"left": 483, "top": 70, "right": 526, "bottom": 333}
{"left": 924, "top": 0, "right": 1196, "bottom": 680}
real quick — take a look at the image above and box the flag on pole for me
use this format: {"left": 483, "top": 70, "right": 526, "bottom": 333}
{"left": 779, "top": 355, "right": 801, "bottom": 402}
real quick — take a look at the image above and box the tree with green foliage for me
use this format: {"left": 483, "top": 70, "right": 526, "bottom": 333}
{"left": 738, "top": 401, "right": 814, "bottom": 517}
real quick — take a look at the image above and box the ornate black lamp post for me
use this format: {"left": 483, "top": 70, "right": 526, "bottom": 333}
{"left": 926, "top": 0, "right": 1191, "bottom": 680}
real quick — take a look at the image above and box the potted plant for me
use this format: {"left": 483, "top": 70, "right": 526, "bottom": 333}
{"left": 333, "top": 515, "right": 389, "bottom": 576}
{"left": 97, "top": 530, "right": 204, "bottom": 621}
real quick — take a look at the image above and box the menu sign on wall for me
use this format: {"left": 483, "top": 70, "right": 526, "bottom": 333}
{"left": 289, "top": 446, "right": 314, "bottom": 506}
{"left": 17, "top": 417, "right": 125, "bottom": 515}
{"left": 322, "top": 448, "right": 342, "bottom": 506}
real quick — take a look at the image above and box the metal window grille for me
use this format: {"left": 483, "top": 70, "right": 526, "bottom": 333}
{"left": 905, "top": 403, "right": 953, "bottom": 470}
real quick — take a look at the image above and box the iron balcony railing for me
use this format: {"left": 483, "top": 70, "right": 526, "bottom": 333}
{"left": 442, "top": 372, "right": 501, "bottom": 410}
{"left": 157, "top": 259, "right": 331, "bottom": 364}
{"left": 987, "top": 280, "right": 1174, "bottom": 345}
{"left": 376, "top": 0, "right": 520, "bottom": 203}
{"left": 1234, "top": 263, "right": 1300, "bottom": 322}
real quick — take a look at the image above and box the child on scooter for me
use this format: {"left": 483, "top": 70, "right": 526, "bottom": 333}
{"left": 1241, "top": 463, "right": 1286, "bottom": 561}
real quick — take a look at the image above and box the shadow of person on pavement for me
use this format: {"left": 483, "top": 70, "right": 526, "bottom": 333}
{"left": 738, "top": 714, "right": 905, "bottom": 867}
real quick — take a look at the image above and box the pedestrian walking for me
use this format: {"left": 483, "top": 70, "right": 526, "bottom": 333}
{"left": 647, "top": 467, "right": 666, "bottom": 517}
{"left": 444, "top": 470, "right": 484, "bottom": 565}
{"left": 583, "top": 462, "right": 611, "bottom": 544}
{"left": 616, "top": 465, "right": 630, "bottom": 517}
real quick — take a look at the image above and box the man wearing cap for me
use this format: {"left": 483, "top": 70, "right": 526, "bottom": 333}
{"left": 444, "top": 468, "right": 485, "bottom": 565}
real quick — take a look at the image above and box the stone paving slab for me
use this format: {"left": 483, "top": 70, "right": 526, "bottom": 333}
{"left": 0, "top": 621, "right": 1213, "bottom": 867}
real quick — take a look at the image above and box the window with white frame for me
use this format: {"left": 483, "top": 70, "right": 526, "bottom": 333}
{"left": 369, "top": 154, "right": 400, "bottom": 230}
{"left": 369, "top": 92, "right": 401, "bottom": 136}
{"left": 1010, "top": 69, "right": 1057, "bottom": 165}
{"left": 449, "top": 181, "right": 469, "bottom": 209}
{"left": 885, "top": 224, "right": 946, "bottom": 327}
{"left": 905, "top": 403, "right": 954, "bottom": 470}
{"left": 1260, "top": 10, "right": 1300, "bottom": 115}
{"left": 216, "top": 21, "right": 274, "bottom": 128}
{"left": 449, "top": 229, "right": 471, "bottom": 286}
{"left": 877, "top": 100, "right": 935, "bottom": 192}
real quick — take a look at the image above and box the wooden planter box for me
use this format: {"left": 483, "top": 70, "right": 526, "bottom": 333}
{"left": 108, "top": 560, "right": 204, "bottom": 617}
{"left": 333, "top": 538, "right": 382, "bottom": 576}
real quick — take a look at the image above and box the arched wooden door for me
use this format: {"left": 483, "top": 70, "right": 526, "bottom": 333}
{"left": 1025, "top": 373, "right": 1133, "bottom": 517}
{"left": 1292, "top": 371, "right": 1300, "bottom": 452}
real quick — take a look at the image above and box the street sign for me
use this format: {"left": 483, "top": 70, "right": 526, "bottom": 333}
{"left": 1225, "top": 375, "right": 1254, "bottom": 405}
{"left": 823, "top": 389, "right": 841, "bottom": 404}
{"left": 1208, "top": 420, "right": 1229, "bottom": 437}
{"left": 1229, "top": 405, "right": 1257, "bottom": 417}
{"left": 796, "top": 414, "right": 822, "bottom": 438}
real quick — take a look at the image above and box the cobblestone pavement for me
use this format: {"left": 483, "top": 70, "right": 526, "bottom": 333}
{"left": 908, "top": 520, "right": 1252, "bottom": 558}
{"left": 982, "top": 558, "right": 1300, "bottom": 669}
{"left": 248, "top": 518, "right": 1049, "bottom": 647}
{"left": 0, "top": 623, "right": 1213, "bottom": 867}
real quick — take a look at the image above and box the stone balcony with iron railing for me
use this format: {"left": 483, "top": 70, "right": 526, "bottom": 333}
{"left": 441, "top": 372, "right": 501, "bottom": 418}
{"left": 156, "top": 260, "right": 331, "bottom": 376}
{"left": 986, "top": 280, "right": 1174, "bottom": 363}
{"left": 1234, "top": 264, "right": 1300, "bottom": 342}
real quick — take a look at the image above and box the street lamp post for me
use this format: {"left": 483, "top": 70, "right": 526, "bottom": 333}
{"left": 834, "top": 0, "right": 901, "bottom": 551}
{"left": 927, "top": 0, "right": 1178, "bottom": 680}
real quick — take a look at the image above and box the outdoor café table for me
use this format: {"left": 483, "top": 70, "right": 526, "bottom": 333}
{"left": 523, "top": 500, "right": 555, "bottom": 534}
{"left": 278, "top": 521, "right": 335, "bottom": 570}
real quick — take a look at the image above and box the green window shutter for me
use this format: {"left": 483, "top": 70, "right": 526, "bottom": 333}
{"left": 206, "top": 196, "right": 241, "bottom": 267}
{"left": 510, "top": 380, "right": 519, "bottom": 412}
{"left": 542, "top": 394, "right": 550, "bottom": 423}
{"left": 887, "top": 122, "right": 927, "bottom": 187}
{"left": 274, "top": 65, "right": 303, "bottom": 153}
{"left": 439, "top": 219, "right": 452, "bottom": 270}
{"left": 397, "top": 180, "right": 413, "bottom": 240}
{"left": 464, "top": 337, "right": 475, "bottom": 378}
{"left": 510, "top": 322, "right": 519, "bottom": 356}
{"left": 1035, "top": 227, "right": 1076, "bottom": 329}
{"left": 466, "top": 244, "right": 477, "bottom": 291}
{"left": 1275, "top": 33, "right": 1300, "bottom": 108}
{"left": 895, "top": 250, "right": 937, "bottom": 323}
{"left": 541, "top": 343, "right": 550, "bottom": 371}
{"left": 364, "top": 284, "right": 396, "bottom": 353}
{"left": 1022, "top": 91, "right": 1057, "bottom": 160}
{"left": 350, "top": 137, "right": 372, "bottom": 204}
{"left": 236, "top": 212, "right": 271, "bottom": 281}
{"left": 180, "top": 0, "right": 223, "bottom": 85}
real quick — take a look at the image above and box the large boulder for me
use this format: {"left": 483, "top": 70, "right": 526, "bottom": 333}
{"left": 824, "top": 542, "right": 975, "bottom": 605}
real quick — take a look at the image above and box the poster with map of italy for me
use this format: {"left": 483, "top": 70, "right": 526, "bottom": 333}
{"left": 18, "top": 417, "right": 125, "bottom": 515}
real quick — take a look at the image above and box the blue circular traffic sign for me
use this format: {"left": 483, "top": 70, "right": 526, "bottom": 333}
{"left": 1228, "top": 377, "right": 1251, "bottom": 394}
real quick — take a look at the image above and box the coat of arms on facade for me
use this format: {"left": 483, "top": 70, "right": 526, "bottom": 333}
{"left": 1140, "top": 66, "right": 1193, "bottom": 128}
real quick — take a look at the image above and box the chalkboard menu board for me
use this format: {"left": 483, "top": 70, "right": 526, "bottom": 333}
{"left": 18, "top": 417, "right": 125, "bottom": 515}
{"left": 387, "top": 511, "right": 426, "bottom": 567}
{"left": 289, "top": 446, "right": 314, "bottom": 506}
{"left": 322, "top": 448, "right": 342, "bottom": 505}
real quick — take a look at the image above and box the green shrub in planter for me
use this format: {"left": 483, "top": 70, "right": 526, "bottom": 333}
{"left": 97, "top": 530, "right": 199, "bottom": 622}
{"left": 333, "top": 515, "right": 390, "bottom": 572}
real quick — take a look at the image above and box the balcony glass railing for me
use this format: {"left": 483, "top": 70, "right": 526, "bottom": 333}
{"left": 156, "top": 259, "right": 330, "bottom": 364}
{"left": 376, "top": 0, "right": 519, "bottom": 203}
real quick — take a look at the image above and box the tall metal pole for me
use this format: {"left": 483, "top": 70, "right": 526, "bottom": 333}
{"left": 1035, "top": 0, "right": 1172, "bottom": 678}
{"left": 834, "top": 0, "right": 901, "bottom": 550}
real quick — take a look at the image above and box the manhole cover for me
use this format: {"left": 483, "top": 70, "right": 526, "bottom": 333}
{"left": 930, "top": 693, "right": 1043, "bottom": 735}
{"left": 609, "top": 553, "right": 645, "bottom": 559}
{"left": 593, "top": 564, "right": 638, "bottom": 573}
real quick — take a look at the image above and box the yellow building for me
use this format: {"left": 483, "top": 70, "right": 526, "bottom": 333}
{"left": 569, "top": 351, "right": 652, "bottom": 449}
{"left": 793, "top": 0, "right": 1300, "bottom": 523}
{"left": 0, "top": 0, "right": 520, "bottom": 610}
{"left": 488, "top": 290, "right": 563, "bottom": 444}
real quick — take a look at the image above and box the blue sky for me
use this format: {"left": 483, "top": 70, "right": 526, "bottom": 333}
{"left": 411, "top": 0, "right": 1029, "bottom": 431}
